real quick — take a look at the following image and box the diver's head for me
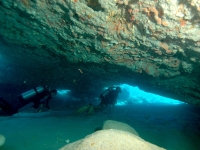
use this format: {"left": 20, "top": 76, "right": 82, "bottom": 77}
{"left": 116, "top": 87, "right": 122, "bottom": 93}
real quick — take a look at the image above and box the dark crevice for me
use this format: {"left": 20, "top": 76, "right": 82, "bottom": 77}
{"left": 86, "top": 0, "right": 104, "bottom": 11}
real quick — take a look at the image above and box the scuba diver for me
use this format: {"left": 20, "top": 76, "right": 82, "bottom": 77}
{"left": 74, "top": 86, "right": 122, "bottom": 115}
{"left": 0, "top": 86, "right": 57, "bottom": 116}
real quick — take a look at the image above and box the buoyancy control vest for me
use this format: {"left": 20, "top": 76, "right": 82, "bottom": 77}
{"left": 100, "top": 86, "right": 115, "bottom": 99}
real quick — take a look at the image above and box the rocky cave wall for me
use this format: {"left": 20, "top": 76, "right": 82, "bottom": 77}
{"left": 0, "top": 0, "right": 200, "bottom": 105}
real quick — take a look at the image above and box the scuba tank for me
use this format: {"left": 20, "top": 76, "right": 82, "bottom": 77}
{"left": 18, "top": 86, "right": 45, "bottom": 101}
{"left": 100, "top": 86, "right": 114, "bottom": 98}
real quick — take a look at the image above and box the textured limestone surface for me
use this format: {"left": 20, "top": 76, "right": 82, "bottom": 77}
{"left": 59, "top": 129, "right": 165, "bottom": 150}
{"left": 103, "top": 120, "right": 139, "bottom": 136}
{"left": 0, "top": 0, "right": 200, "bottom": 105}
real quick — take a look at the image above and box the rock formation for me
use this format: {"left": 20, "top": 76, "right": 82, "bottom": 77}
{"left": 59, "top": 129, "right": 165, "bottom": 150}
{"left": 0, "top": 134, "right": 5, "bottom": 147}
{"left": 0, "top": 0, "right": 200, "bottom": 105}
{"left": 103, "top": 119, "right": 139, "bottom": 136}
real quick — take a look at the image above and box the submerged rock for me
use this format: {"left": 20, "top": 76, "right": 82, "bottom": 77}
{"left": 103, "top": 119, "right": 139, "bottom": 136}
{"left": 59, "top": 129, "right": 165, "bottom": 150}
{"left": 0, "top": 134, "right": 5, "bottom": 147}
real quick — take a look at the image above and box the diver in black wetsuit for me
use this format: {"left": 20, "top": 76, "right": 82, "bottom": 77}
{"left": 0, "top": 86, "right": 57, "bottom": 116}
{"left": 74, "top": 86, "right": 122, "bottom": 115}
{"left": 99, "top": 86, "right": 121, "bottom": 107}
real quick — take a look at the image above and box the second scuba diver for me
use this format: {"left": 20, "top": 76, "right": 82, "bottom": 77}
{"left": 73, "top": 86, "right": 121, "bottom": 115}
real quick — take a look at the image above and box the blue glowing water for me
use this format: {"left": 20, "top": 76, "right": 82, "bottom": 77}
{"left": 117, "top": 84, "right": 184, "bottom": 105}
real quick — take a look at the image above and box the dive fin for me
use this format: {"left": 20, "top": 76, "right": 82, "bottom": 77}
{"left": 86, "top": 105, "right": 95, "bottom": 115}
{"left": 73, "top": 105, "right": 90, "bottom": 114}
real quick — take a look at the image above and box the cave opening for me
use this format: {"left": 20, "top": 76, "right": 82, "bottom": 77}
{"left": 116, "top": 84, "right": 185, "bottom": 106}
{"left": 54, "top": 83, "right": 185, "bottom": 110}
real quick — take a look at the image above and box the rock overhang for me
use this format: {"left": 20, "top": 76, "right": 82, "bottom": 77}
{"left": 0, "top": 0, "right": 200, "bottom": 105}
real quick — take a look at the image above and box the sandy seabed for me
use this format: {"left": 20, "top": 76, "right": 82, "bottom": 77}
{"left": 0, "top": 103, "right": 200, "bottom": 150}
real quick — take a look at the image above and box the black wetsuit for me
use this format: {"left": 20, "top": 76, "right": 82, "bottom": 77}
{"left": 0, "top": 89, "right": 52, "bottom": 116}
{"left": 31, "top": 90, "right": 51, "bottom": 109}
{"left": 0, "top": 96, "right": 18, "bottom": 115}
{"left": 99, "top": 89, "right": 119, "bottom": 106}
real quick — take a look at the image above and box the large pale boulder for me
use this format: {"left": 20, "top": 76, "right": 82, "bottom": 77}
{"left": 0, "top": 134, "right": 5, "bottom": 147}
{"left": 103, "top": 120, "right": 139, "bottom": 136}
{"left": 59, "top": 129, "right": 165, "bottom": 150}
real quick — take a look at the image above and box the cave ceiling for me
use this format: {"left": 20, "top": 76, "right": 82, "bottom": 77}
{"left": 0, "top": 0, "right": 200, "bottom": 105}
